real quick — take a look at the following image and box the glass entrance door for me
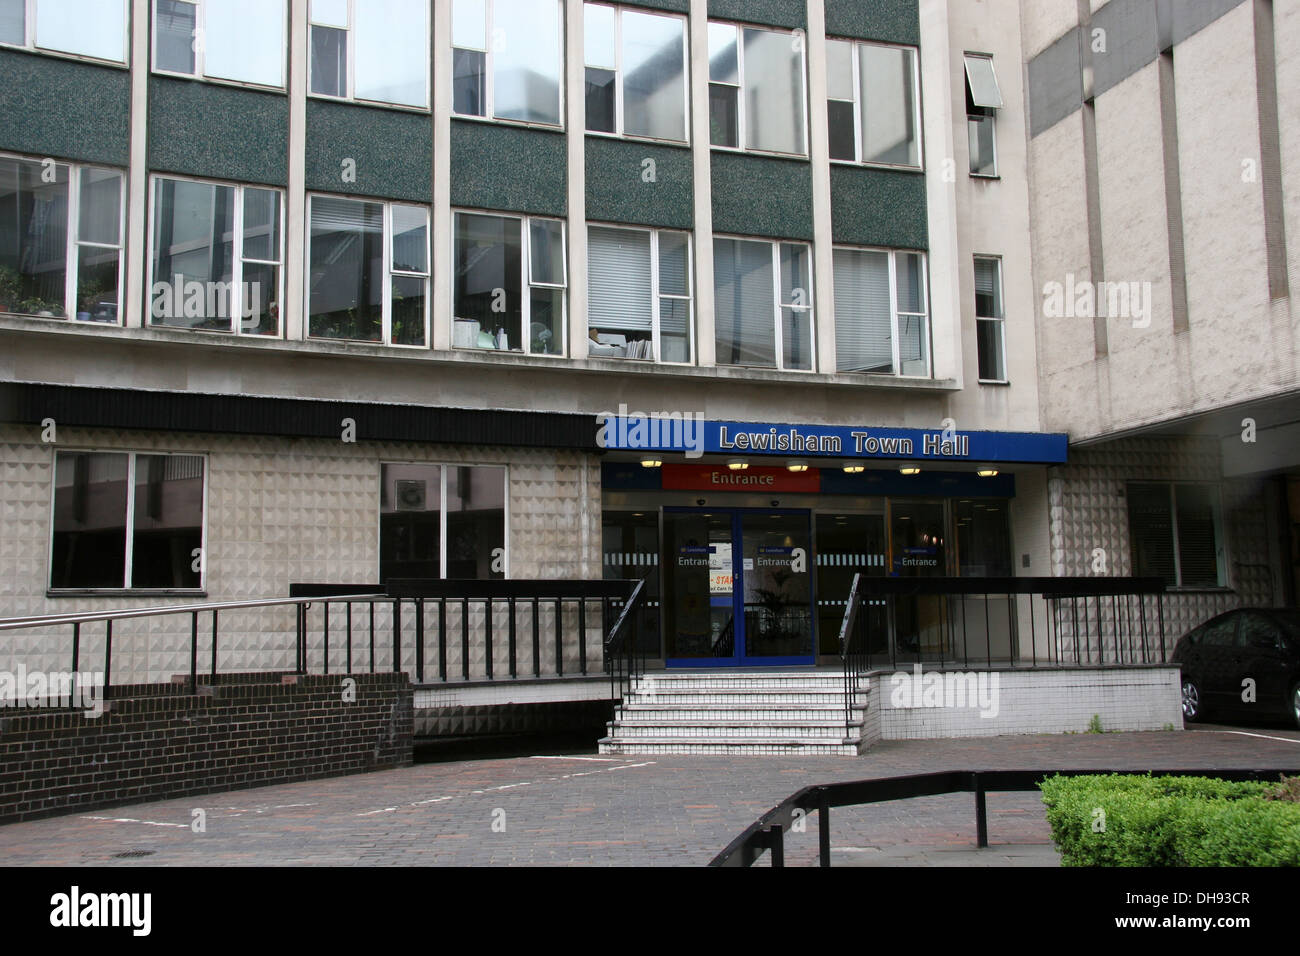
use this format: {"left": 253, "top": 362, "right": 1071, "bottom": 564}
{"left": 663, "top": 509, "right": 814, "bottom": 666}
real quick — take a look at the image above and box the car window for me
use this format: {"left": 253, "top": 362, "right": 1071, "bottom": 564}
{"left": 1199, "top": 615, "right": 1238, "bottom": 647}
{"left": 1237, "top": 613, "right": 1280, "bottom": 650}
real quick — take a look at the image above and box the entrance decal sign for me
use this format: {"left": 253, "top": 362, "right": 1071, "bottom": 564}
{"left": 662, "top": 464, "right": 821, "bottom": 493}
{"left": 600, "top": 414, "right": 1068, "bottom": 464}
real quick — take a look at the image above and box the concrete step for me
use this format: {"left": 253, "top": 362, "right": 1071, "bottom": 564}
{"left": 598, "top": 735, "right": 863, "bottom": 756}
{"left": 609, "top": 719, "right": 863, "bottom": 740}
{"left": 615, "top": 703, "right": 865, "bottom": 722}
{"left": 630, "top": 673, "right": 850, "bottom": 692}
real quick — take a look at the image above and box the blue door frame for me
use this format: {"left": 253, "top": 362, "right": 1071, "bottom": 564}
{"left": 663, "top": 507, "right": 816, "bottom": 668}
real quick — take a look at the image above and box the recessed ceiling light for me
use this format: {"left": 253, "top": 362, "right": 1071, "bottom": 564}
{"left": 726, "top": 458, "right": 748, "bottom": 470}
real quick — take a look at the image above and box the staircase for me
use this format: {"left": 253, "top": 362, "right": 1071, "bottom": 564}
{"left": 598, "top": 670, "right": 874, "bottom": 756}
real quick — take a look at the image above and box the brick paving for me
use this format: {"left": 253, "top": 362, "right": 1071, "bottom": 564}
{"left": 0, "top": 723, "right": 1296, "bottom": 866}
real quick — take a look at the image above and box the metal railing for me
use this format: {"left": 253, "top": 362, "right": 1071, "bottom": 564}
{"left": 835, "top": 574, "right": 1168, "bottom": 739}
{"left": 0, "top": 592, "right": 385, "bottom": 701}
{"left": 379, "top": 578, "right": 643, "bottom": 684}
{"left": 603, "top": 578, "right": 647, "bottom": 707}
{"left": 0, "top": 578, "right": 647, "bottom": 701}
{"left": 710, "top": 768, "right": 1300, "bottom": 867}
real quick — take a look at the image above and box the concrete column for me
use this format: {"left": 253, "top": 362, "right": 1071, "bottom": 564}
{"left": 284, "top": 0, "right": 308, "bottom": 341}
{"left": 567, "top": 0, "right": 589, "bottom": 359}
{"left": 431, "top": 0, "right": 452, "bottom": 350}
{"left": 124, "top": 0, "right": 149, "bottom": 329}
{"left": 689, "top": 0, "right": 715, "bottom": 367}
{"left": 807, "top": 0, "right": 837, "bottom": 374}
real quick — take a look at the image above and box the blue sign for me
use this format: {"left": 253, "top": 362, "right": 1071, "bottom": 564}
{"left": 596, "top": 411, "right": 1067, "bottom": 464}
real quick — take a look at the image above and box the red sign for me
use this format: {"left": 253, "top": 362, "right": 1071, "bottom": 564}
{"left": 661, "top": 464, "right": 821, "bottom": 493}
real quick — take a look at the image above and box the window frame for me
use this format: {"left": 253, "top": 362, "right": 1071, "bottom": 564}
{"left": 825, "top": 36, "right": 923, "bottom": 171}
{"left": 586, "top": 221, "right": 695, "bottom": 365}
{"left": 47, "top": 448, "right": 209, "bottom": 595}
{"left": 378, "top": 460, "right": 510, "bottom": 581}
{"left": 307, "top": 0, "right": 431, "bottom": 111}
{"left": 304, "top": 192, "right": 430, "bottom": 348}
{"left": 146, "top": 172, "right": 286, "bottom": 338}
{"left": 0, "top": 151, "right": 127, "bottom": 326}
{"left": 964, "top": 51, "right": 1000, "bottom": 178}
{"left": 451, "top": 208, "right": 569, "bottom": 357}
{"left": 583, "top": 2, "right": 690, "bottom": 145}
{"left": 831, "top": 243, "right": 931, "bottom": 378}
{"left": 973, "top": 254, "right": 1007, "bottom": 384}
{"left": 1126, "top": 480, "right": 1228, "bottom": 590}
{"left": 150, "top": 0, "right": 288, "bottom": 91}
{"left": 707, "top": 20, "right": 809, "bottom": 159}
{"left": 0, "top": 0, "right": 131, "bottom": 66}
{"left": 450, "top": 0, "right": 566, "bottom": 130}
{"left": 712, "top": 233, "right": 816, "bottom": 372}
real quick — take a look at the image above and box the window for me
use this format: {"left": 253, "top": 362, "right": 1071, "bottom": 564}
{"left": 584, "top": 3, "right": 687, "bottom": 142}
{"left": 708, "top": 22, "right": 806, "bottom": 156}
{"left": 587, "top": 224, "right": 692, "bottom": 363}
{"left": 453, "top": 211, "right": 566, "bottom": 355}
{"left": 964, "top": 53, "right": 1001, "bottom": 176}
{"left": 825, "top": 38, "right": 921, "bottom": 168}
{"left": 307, "top": 195, "right": 428, "bottom": 346}
{"left": 50, "top": 451, "right": 205, "bottom": 591}
{"left": 713, "top": 237, "right": 813, "bottom": 370}
{"left": 380, "top": 463, "right": 506, "bottom": 581}
{"left": 149, "top": 176, "right": 283, "bottom": 336}
{"left": 0, "top": 155, "right": 124, "bottom": 324}
{"left": 452, "top": 0, "right": 563, "bottom": 126}
{"left": 153, "top": 0, "right": 286, "bottom": 88}
{"left": 0, "top": 0, "right": 128, "bottom": 63}
{"left": 974, "top": 256, "right": 1006, "bottom": 382}
{"left": 309, "top": 0, "right": 429, "bottom": 108}
{"left": 1127, "top": 483, "right": 1226, "bottom": 588}
{"left": 832, "top": 247, "right": 928, "bottom": 376}
{"left": 955, "top": 499, "right": 1012, "bottom": 576}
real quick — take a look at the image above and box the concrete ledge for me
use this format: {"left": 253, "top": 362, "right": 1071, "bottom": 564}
{"left": 868, "top": 665, "right": 1183, "bottom": 739}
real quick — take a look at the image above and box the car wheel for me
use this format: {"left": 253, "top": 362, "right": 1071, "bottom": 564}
{"left": 1182, "top": 678, "right": 1205, "bottom": 722}
{"left": 1291, "top": 683, "right": 1300, "bottom": 732}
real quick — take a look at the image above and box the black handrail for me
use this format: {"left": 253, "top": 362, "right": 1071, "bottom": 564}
{"left": 837, "top": 572, "right": 866, "bottom": 738}
{"left": 709, "top": 768, "right": 1300, "bottom": 867}
{"left": 603, "top": 577, "right": 647, "bottom": 711}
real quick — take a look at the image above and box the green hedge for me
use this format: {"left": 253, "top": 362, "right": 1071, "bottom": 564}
{"left": 1039, "top": 774, "right": 1300, "bottom": 866}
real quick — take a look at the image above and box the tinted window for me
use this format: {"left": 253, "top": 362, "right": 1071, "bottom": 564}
{"left": 1198, "top": 615, "right": 1237, "bottom": 647}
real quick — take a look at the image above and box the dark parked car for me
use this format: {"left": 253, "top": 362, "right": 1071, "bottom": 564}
{"left": 1171, "top": 608, "right": 1300, "bottom": 729}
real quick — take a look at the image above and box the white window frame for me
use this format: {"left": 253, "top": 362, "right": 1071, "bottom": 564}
{"left": 0, "top": 151, "right": 126, "bottom": 325}
{"left": 826, "top": 37, "right": 923, "bottom": 171}
{"left": 713, "top": 234, "right": 816, "bottom": 372}
{"left": 831, "top": 244, "right": 931, "bottom": 378}
{"left": 451, "top": 209, "right": 568, "bottom": 357}
{"left": 307, "top": 0, "right": 431, "bottom": 110}
{"left": 973, "top": 254, "right": 1007, "bottom": 383}
{"left": 304, "top": 193, "right": 430, "bottom": 348}
{"left": 150, "top": 0, "right": 287, "bottom": 91}
{"left": 583, "top": 2, "right": 689, "bottom": 145}
{"left": 451, "top": 0, "right": 565, "bottom": 129}
{"left": 586, "top": 222, "right": 695, "bottom": 365}
{"left": 707, "top": 21, "right": 809, "bottom": 159}
{"left": 377, "top": 461, "right": 510, "bottom": 580}
{"left": 1127, "top": 481, "right": 1227, "bottom": 590}
{"left": 47, "top": 449, "right": 209, "bottom": 594}
{"left": 146, "top": 173, "right": 286, "bottom": 337}
{"left": 0, "top": 0, "right": 130, "bottom": 65}
{"left": 965, "top": 52, "right": 1000, "bottom": 178}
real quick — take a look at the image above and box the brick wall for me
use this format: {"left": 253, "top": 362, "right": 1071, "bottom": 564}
{"left": 0, "top": 672, "right": 413, "bottom": 824}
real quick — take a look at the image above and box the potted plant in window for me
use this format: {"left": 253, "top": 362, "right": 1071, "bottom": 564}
{"left": 0, "top": 267, "right": 22, "bottom": 315}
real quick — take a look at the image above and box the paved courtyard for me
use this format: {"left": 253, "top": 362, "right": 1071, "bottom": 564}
{"left": 1, "top": 723, "right": 1297, "bottom": 866}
